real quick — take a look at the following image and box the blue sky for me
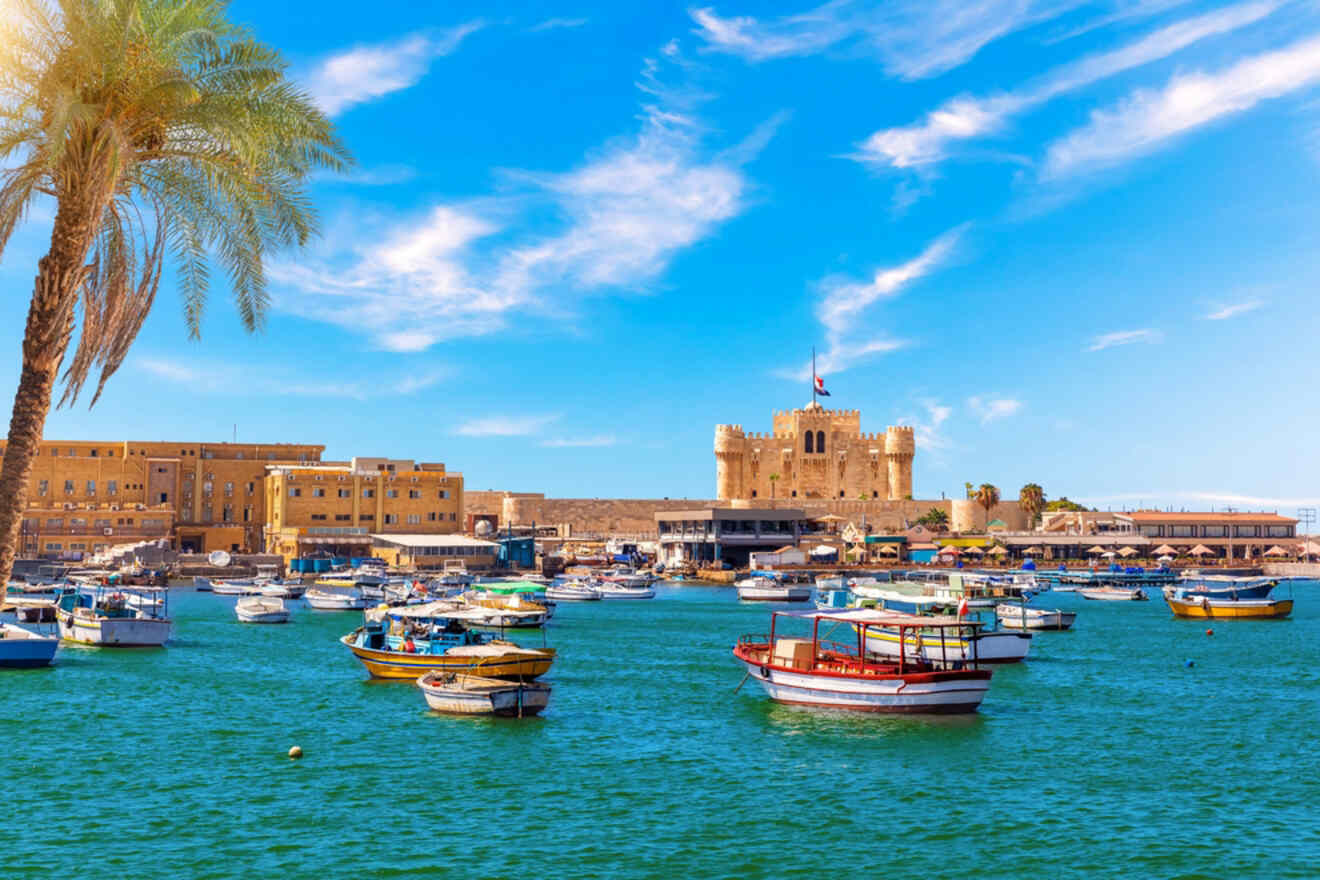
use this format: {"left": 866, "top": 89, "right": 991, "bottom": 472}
{"left": 4, "top": 0, "right": 1320, "bottom": 510}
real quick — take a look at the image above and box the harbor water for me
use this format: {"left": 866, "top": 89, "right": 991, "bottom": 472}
{"left": 3, "top": 583, "right": 1318, "bottom": 878}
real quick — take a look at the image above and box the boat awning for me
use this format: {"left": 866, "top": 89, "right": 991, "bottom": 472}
{"left": 777, "top": 608, "right": 983, "bottom": 628}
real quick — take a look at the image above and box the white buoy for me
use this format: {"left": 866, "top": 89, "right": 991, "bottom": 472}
{"left": 288, "top": 745, "right": 303, "bottom": 759}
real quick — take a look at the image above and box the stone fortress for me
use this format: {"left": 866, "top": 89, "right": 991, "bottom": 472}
{"left": 716, "top": 402, "right": 915, "bottom": 502}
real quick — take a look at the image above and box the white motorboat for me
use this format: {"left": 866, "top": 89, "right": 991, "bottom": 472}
{"left": 256, "top": 580, "right": 307, "bottom": 599}
{"left": 995, "top": 604, "right": 1076, "bottom": 631}
{"left": 862, "top": 619, "right": 1032, "bottom": 665}
{"left": 1079, "top": 587, "right": 1148, "bottom": 601}
{"left": 416, "top": 671, "right": 551, "bottom": 717}
{"left": 235, "top": 596, "right": 291, "bottom": 624}
{"left": 0, "top": 622, "right": 59, "bottom": 667}
{"left": 211, "top": 578, "right": 258, "bottom": 596}
{"left": 193, "top": 576, "right": 213, "bottom": 591}
{"left": 736, "top": 576, "right": 812, "bottom": 602}
{"left": 594, "top": 580, "right": 655, "bottom": 600}
{"left": 304, "top": 587, "right": 369, "bottom": 610}
{"left": 545, "top": 581, "right": 602, "bottom": 601}
{"left": 55, "top": 587, "right": 171, "bottom": 647}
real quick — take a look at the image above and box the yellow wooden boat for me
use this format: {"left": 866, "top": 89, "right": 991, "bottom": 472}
{"left": 340, "top": 627, "right": 555, "bottom": 680}
{"left": 1167, "top": 596, "right": 1294, "bottom": 619}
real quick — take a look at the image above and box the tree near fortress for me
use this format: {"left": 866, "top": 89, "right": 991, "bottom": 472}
{"left": 974, "top": 483, "right": 1000, "bottom": 528}
{"left": 0, "top": 0, "right": 349, "bottom": 583}
{"left": 768, "top": 473, "right": 779, "bottom": 499}
{"left": 1018, "top": 483, "right": 1045, "bottom": 528}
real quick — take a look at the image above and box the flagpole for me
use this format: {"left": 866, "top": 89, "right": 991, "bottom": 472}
{"left": 812, "top": 346, "right": 816, "bottom": 403}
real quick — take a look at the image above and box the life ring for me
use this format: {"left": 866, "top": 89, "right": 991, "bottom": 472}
{"left": 760, "top": 665, "right": 770, "bottom": 679}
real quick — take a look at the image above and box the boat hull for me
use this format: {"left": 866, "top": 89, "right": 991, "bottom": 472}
{"left": 1167, "top": 597, "right": 1293, "bottom": 619}
{"left": 995, "top": 607, "right": 1076, "bottom": 631}
{"left": 340, "top": 634, "right": 555, "bottom": 680}
{"left": 56, "top": 611, "right": 171, "bottom": 647}
{"left": 733, "top": 651, "right": 990, "bottom": 714}
{"left": 597, "top": 587, "right": 655, "bottom": 599}
{"left": 1079, "top": 588, "right": 1148, "bottom": 601}
{"left": 236, "top": 609, "right": 291, "bottom": 624}
{"left": 737, "top": 587, "right": 813, "bottom": 602}
{"left": 0, "top": 624, "right": 59, "bottom": 667}
{"left": 418, "top": 677, "right": 551, "bottom": 716}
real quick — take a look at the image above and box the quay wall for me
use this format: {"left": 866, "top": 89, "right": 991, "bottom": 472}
{"left": 1264, "top": 562, "right": 1320, "bottom": 578}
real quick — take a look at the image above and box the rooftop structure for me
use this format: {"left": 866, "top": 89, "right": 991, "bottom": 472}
{"left": 655, "top": 507, "right": 807, "bottom": 567}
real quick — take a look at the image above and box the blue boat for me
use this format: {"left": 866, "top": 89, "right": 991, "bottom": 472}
{"left": 0, "top": 623, "right": 58, "bottom": 668}
{"left": 1175, "top": 577, "right": 1277, "bottom": 600}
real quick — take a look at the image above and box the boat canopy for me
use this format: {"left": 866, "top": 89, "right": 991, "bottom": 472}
{"left": 474, "top": 581, "right": 544, "bottom": 594}
{"left": 776, "top": 608, "right": 983, "bottom": 629}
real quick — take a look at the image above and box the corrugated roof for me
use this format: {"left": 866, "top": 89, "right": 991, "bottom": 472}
{"left": 1127, "top": 512, "right": 1296, "bottom": 524}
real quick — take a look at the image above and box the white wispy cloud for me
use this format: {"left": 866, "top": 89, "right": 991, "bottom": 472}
{"left": 1205, "top": 299, "right": 1263, "bottom": 320}
{"left": 541, "top": 434, "right": 617, "bottom": 448}
{"left": 275, "top": 47, "right": 768, "bottom": 351}
{"left": 454, "top": 415, "right": 560, "bottom": 437}
{"left": 1044, "top": 0, "right": 1198, "bottom": 45}
{"left": 530, "top": 17, "right": 589, "bottom": 32}
{"left": 133, "top": 357, "right": 450, "bottom": 400}
{"left": 1087, "top": 328, "right": 1163, "bottom": 351}
{"left": 1044, "top": 33, "right": 1320, "bottom": 177}
{"left": 899, "top": 400, "right": 953, "bottom": 452}
{"left": 967, "top": 395, "right": 1023, "bottom": 424}
{"left": 785, "top": 226, "right": 964, "bottom": 378}
{"left": 692, "top": 0, "right": 1088, "bottom": 79}
{"left": 858, "top": 2, "right": 1276, "bottom": 169}
{"left": 305, "top": 23, "right": 484, "bottom": 116}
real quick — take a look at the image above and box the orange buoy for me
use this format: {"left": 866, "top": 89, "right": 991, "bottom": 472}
{"left": 1205, "top": 628, "right": 1214, "bottom": 636}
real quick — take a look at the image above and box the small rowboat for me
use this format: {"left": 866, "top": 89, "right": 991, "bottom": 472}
{"left": 736, "top": 577, "right": 813, "bottom": 602}
{"left": 0, "top": 622, "right": 59, "bottom": 668}
{"left": 304, "top": 588, "right": 369, "bottom": 610}
{"left": 416, "top": 671, "right": 550, "bottom": 717}
{"left": 1165, "top": 592, "right": 1294, "bottom": 619}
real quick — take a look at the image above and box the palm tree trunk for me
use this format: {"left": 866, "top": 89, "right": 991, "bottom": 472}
{"left": 0, "top": 197, "right": 100, "bottom": 585}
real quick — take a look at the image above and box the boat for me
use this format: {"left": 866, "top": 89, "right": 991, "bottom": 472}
{"left": 458, "top": 589, "right": 553, "bottom": 629}
{"left": 235, "top": 596, "right": 292, "bottom": 624}
{"left": 437, "top": 560, "right": 474, "bottom": 588}
{"left": 994, "top": 603, "right": 1076, "bottom": 631}
{"left": 735, "top": 576, "right": 813, "bottom": 602}
{"left": 594, "top": 579, "right": 656, "bottom": 599}
{"left": 1163, "top": 587, "right": 1293, "bottom": 619}
{"left": 193, "top": 576, "right": 213, "bottom": 592}
{"left": 341, "top": 604, "right": 555, "bottom": 680}
{"left": 1078, "top": 587, "right": 1148, "bottom": 601}
{"left": 859, "top": 614, "right": 1032, "bottom": 665}
{"left": 304, "top": 586, "right": 369, "bottom": 610}
{"left": 1175, "top": 576, "right": 1278, "bottom": 600}
{"left": 54, "top": 586, "right": 171, "bottom": 647}
{"left": 0, "top": 622, "right": 59, "bottom": 668}
{"left": 256, "top": 580, "right": 307, "bottom": 599}
{"left": 733, "top": 609, "right": 994, "bottom": 713}
{"left": 545, "top": 581, "right": 602, "bottom": 601}
{"left": 211, "top": 578, "right": 259, "bottom": 596}
{"left": 416, "top": 671, "right": 551, "bottom": 717}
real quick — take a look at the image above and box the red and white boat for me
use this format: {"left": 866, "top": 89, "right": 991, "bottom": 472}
{"left": 733, "top": 609, "right": 993, "bottom": 714}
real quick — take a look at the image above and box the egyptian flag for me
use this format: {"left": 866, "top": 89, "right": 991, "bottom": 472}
{"left": 957, "top": 595, "right": 969, "bottom": 618}
{"left": 814, "top": 375, "right": 831, "bottom": 397}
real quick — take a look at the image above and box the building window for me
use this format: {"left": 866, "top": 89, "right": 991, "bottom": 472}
{"left": 406, "top": 514, "right": 420, "bottom": 525}
{"left": 450, "top": 513, "right": 456, "bottom": 521}
{"left": 338, "top": 489, "right": 350, "bottom": 498}
{"left": 360, "top": 514, "right": 374, "bottom": 522}
{"left": 872, "top": 490, "right": 878, "bottom": 498}
{"left": 386, "top": 489, "right": 398, "bottom": 498}
{"left": 38, "top": 480, "right": 48, "bottom": 497}
{"left": 86, "top": 480, "right": 96, "bottom": 496}
{"left": 64, "top": 480, "right": 74, "bottom": 495}
{"left": 94, "top": 518, "right": 110, "bottom": 528}
{"left": 816, "top": 430, "right": 825, "bottom": 454}
{"left": 838, "top": 491, "right": 845, "bottom": 498}
{"left": 288, "top": 488, "right": 301, "bottom": 497}
{"left": 363, "top": 489, "right": 375, "bottom": 498}
{"left": 335, "top": 514, "right": 352, "bottom": 521}
{"left": 383, "top": 513, "right": 397, "bottom": 524}
{"left": 45, "top": 543, "right": 61, "bottom": 551}
{"left": 70, "top": 518, "right": 86, "bottom": 527}
{"left": 202, "top": 505, "right": 212, "bottom": 523}
{"left": 1203, "top": 525, "right": 1227, "bottom": 537}
{"left": 312, "top": 488, "right": 325, "bottom": 498}
{"left": 1170, "top": 525, "right": 1195, "bottom": 538}
{"left": 90, "top": 449, "right": 98, "bottom": 457}
{"left": 46, "top": 518, "right": 63, "bottom": 528}
{"left": 223, "top": 482, "right": 234, "bottom": 497}
{"left": 310, "top": 514, "right": 327, "bottom": 521}
{"left": 804, "top": 432, "right": 814, "bottom": 454}
{"left": 107, "top": 480, "right": 117, "bottom": 496}
{"left": 243, "top": 507, "right": 252, "bottom": 523}
{"left": 408, "top": 489, "right": 421, "bottom": 499}
{"left": 1233, "top": 526, "right": 1258, "bottom": 538}
{"left": 438, "top": 490, "right": 448, "bottom": 500}
{"left": 246, "top": 482, "right": 255, "bottom": 494}
{"left": 751, "top": 490, "right": 758, "bottom": 498}
{"left": 1268, "top": 525, "right": 1293, "bottom": 537}
{"left": 222, "top": 505, "right": 233, "bottom": 522}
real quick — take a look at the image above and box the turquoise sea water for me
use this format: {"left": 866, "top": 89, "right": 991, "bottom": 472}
{"left": 3, "top": 583, "right": 1319, "bottom": 879}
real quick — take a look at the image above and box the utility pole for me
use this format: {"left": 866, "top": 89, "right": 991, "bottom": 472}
{"left": 1299, "top": 508, "right": 1315, "bottom": 563}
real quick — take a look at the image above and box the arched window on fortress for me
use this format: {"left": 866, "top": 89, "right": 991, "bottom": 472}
{"left": 804, "top": 432, "right": 814, "bottom": 454}
{"left": 816, "top": 430, "right": 825, "bottom": 454}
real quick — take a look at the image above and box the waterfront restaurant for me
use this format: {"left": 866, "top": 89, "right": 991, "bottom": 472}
{"left": 370, "top": 534, "right": 499, "bottom": 570}
{"left": 655, "top": 508, "right": 806, "bottom": 567}
{"left": 995, "top": 511, "right": 1299, "bottom": 562}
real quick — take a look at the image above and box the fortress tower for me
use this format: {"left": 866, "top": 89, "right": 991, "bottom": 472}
{"left": 715, "top": 403, "right": 915, "bottom": 502}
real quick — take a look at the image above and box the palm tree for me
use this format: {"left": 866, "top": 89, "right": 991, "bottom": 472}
{"left": 974, "top": 483, "right": 1000, "bottom": 530}
{"left": 768, "top": 472, "right": 779, "bottom": 500}
{"left": 0, "top": 0, "right": 350, "bottom": 583}
{"left": 1018, "top": 483, "right": 1045, "bottom": 529}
